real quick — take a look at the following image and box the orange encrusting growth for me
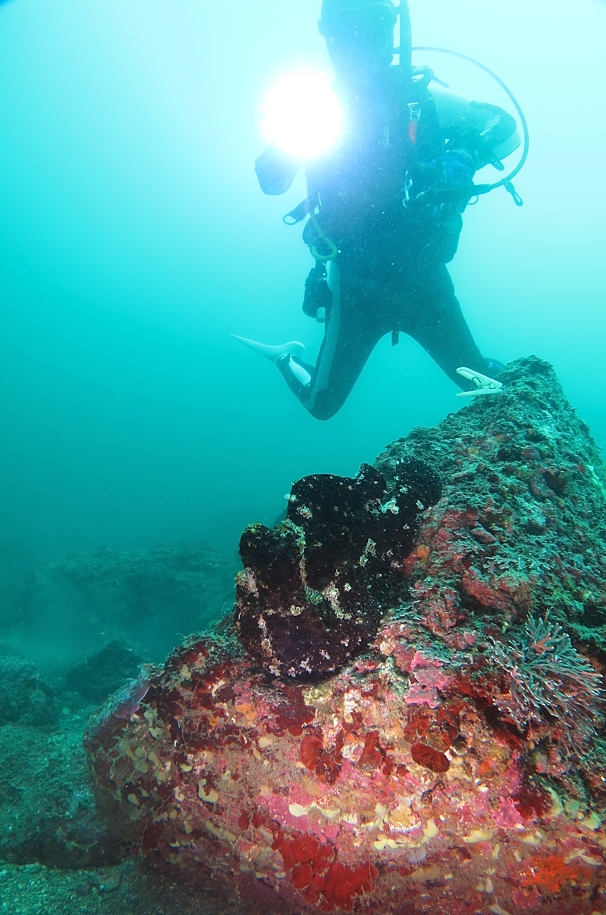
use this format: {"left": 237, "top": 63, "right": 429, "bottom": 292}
{"left": 518, "top": 854, "right": 594, "bottom": 894}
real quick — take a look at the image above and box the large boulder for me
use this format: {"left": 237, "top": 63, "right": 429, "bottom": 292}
{"left": 86, "top": 358, "right": 606, "bottom": 915}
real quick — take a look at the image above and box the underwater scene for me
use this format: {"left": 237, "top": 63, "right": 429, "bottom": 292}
{"left": 1, "top": 1, "right": 606, "bottom": 913}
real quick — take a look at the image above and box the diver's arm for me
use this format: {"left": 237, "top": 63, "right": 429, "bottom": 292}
{"left": 431, "top": 87, "right": 521, "bottom": 169}
{"left": 255, "top": 143, "right": 301, "bottom": 195}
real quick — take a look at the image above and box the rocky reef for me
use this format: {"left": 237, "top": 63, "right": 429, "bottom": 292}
{"left": 0, "top": 542, "right": 238, "bottom": 882}
{"left": 86, "top": 358, "right": 606, "bottom": 915}
{"left": 0, "top": 653, "right": 120, "bottom": 869}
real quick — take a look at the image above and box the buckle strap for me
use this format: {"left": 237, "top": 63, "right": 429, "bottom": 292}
{"left": 283, "top": 198, "right": 311, "bottom": 226}
{"left": 407, "top": 101, "right": 421, "bottom": 123}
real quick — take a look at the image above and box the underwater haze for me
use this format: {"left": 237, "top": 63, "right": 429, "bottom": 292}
{"left": 0, "top": 0, "right": 605, "bottom": 569}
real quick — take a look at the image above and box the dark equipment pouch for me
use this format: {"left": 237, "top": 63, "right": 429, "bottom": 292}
{"left": 303, "top": 263, "right": 333, "bottom": 322}
{"left": 432, "top": 210, "right": 464, "bottom": 264}
{"left": 416, "top": 203, "right": 464, "bottom": 265}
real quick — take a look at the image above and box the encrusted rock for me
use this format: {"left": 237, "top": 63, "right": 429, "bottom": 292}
{"left": 0, "top": 656, "right": 56, "bottom": 727}
{"left": 86, "top": 358, "right": 606, "bottom": 915}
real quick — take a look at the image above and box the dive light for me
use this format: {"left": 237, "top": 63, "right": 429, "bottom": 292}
{"left": 261, "top": 70, "right": 343, "bottom": 160}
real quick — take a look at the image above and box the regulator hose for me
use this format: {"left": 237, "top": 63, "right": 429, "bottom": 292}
{"left": 411, "top": 46, "right": 530, "bottom": 202}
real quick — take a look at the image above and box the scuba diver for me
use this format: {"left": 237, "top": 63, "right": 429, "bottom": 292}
{"left": 235, "top": 0, "right": 521, "bottom": 420}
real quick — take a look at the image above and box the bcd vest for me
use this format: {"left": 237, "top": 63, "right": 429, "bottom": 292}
{"left": 303, "top": 69, "right": 463, "bottom": 265}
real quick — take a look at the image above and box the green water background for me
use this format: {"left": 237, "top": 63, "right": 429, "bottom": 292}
{"left": 0, "top": 0, "right": 604, "bottom": 565}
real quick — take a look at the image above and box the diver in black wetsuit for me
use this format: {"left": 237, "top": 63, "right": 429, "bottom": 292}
{"left": 236, "top": 0, "right": 520, "bottom": 420}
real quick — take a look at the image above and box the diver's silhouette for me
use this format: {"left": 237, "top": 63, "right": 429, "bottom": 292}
{"left": 237, "top": 0, "right": 519, "bottom": 419}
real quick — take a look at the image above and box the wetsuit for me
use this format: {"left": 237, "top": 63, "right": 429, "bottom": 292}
{"left": 256, "top": 68, "right": 520, "bottom": 420}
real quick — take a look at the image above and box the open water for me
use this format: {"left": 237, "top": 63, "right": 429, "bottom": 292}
{"left": 1, "top": 0, "right": 604, "bottom": 570}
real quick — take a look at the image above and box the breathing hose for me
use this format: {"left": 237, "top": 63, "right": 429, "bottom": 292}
{"left": 411, "top": 46, "right": 530, "bottom": 203}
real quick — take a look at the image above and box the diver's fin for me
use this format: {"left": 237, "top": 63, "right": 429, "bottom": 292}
{"left": 231, "top": 335, "right": 305, "bottom": 365}
{"left": 456, "top": 366, "right": 503, "bottom": 397}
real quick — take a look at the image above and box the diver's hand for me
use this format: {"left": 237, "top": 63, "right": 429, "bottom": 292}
{"left": 440, "top": 149, "right": 475, "bottom": 190}
{"left": 410, "top": 149, "right": 475, "bottom": 213}
{"left": 255, "top": 143, "right": 301, "bottom": 195}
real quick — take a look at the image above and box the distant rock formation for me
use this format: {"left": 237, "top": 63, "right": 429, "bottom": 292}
{"left": 5, "top": 542, "right": 238, "bottom": 662}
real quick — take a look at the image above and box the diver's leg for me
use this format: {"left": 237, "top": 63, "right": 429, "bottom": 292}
{"left": 403, "top": 265, "right": 497, "bottom": 390}
{"left": 280, "top": 262, "right": 385, "bottom": 421}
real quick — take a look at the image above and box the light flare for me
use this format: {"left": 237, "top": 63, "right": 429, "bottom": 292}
{"left": 262, "top": 70, "right": 342, "bottom": 160}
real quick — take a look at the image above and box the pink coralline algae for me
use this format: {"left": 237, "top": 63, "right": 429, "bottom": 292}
{"left": 87, "top": 358, "right": 606, "bottom": 914}
{"left": 403, "top": 651, "right": 452, "bottom": 708}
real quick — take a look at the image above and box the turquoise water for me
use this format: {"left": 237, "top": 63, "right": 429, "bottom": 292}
{"left": 0, "top": 0, "right": 604, "bottom": 565}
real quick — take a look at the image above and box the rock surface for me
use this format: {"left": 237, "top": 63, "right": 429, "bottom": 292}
{"left": 0, "top": 656, "right": 57, "bottom": 727}
{"left": 0, "top": 717, "right": 121, "bottom": 868}
{"left": 86, "top": 358, "right": 606, "bottom": 915}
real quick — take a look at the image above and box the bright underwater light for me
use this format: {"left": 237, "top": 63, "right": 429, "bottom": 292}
{"left": 262, "top": 70, "right": 343, "bottom": 160}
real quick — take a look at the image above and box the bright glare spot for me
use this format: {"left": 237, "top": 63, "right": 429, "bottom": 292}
{"left": 262, "top": 70, "right": 342, "bottom": 160}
